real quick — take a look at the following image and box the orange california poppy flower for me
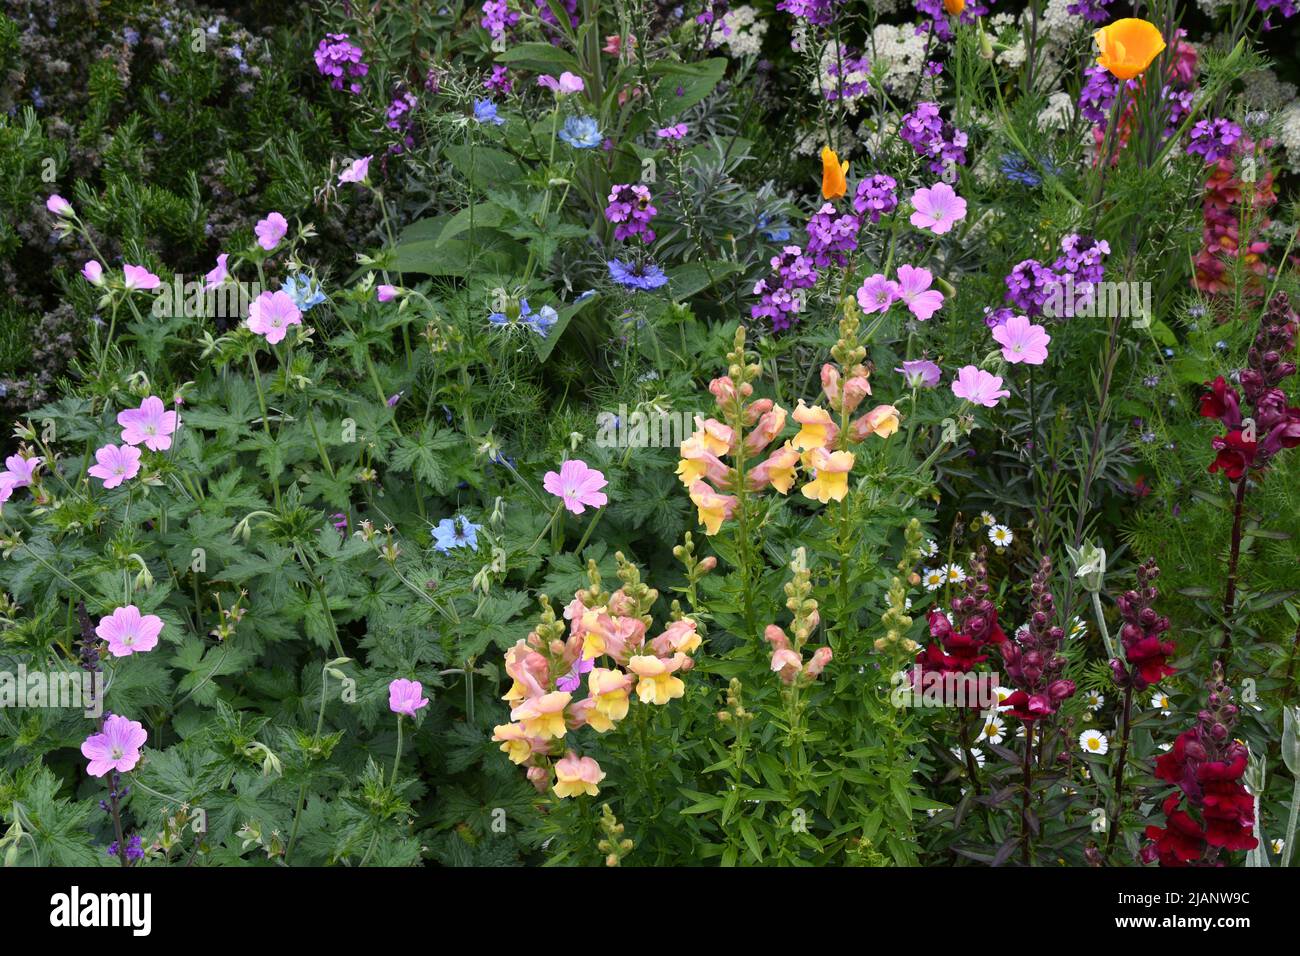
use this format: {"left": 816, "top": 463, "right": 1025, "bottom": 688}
{"left": 1093, "top": 18, "right": 1166, "bottom": 81}
{"left": 821, "top": 146, "right": 848, "bottom": 200}
{"left": 943, "top": 0, "right": 965, "bottom": 14}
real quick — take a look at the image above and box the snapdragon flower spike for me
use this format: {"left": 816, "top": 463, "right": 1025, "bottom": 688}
{"left": 1200, "top": 292, "right": 1300, "bottom": 479}
{"left": 999, "top": 557, "right": 1076, "bottom": 721}
{"left": 1143, "top": 663, "right": 1258, "bottom": 865}
{"left": 1109, "top": 558, "right": 1175, "bottom": 689}
{"left": 914, "top": 547, "right": 1007, "bottom": 702}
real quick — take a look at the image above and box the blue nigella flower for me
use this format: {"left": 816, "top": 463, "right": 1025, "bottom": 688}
{"left": 608, "top": 258, "right": 669, "bottom": 290}
{"left": 1000, "top": 153, "right": 1061, "bottom": 187}
{"left": 558, "top": 115, "right": 602, "bottom": 149}
{"left": 432, "top": 516, "right": 481, "bottom": 553}
{"left": 280, "top": 273, "right": 327, "bottom": 311}
{"left": 473, "top": 98, "right": 505, "bottom": 126}
{"left": 488, "top": 298, "right": 559, "bottom": 337}
{"left": 756, "top": 212, "right": 791, "bottom": 242}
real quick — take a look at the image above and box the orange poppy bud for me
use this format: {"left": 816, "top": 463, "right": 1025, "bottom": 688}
{"left": 1093, "top": 18, "right": 1166, "bottom": 81}
{"left": 821, "top": 146, "right": 848, "bottom": 200}
{"left": 943, "top": 0, "right": 965, "bottom": 14}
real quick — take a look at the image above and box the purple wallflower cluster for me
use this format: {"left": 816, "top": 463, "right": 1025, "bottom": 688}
{"left": 751, "top": 246, "right": 818, "bottom": 332}
{"left": 823, "top": 52, "right": 871, "bottom": 102}
{"left": 605, "top": 185, "right": 657, "bottom": 243}
{"left": 484, "top": 65, "right": 513, "bottom": 95}
{"left": 899, "top": 102, "right": 968, "bottom": 176}
{"left": 1066, "top": 0, "right": 1113, "bottom": 21}
{"left": 535, "top": 0, "right": 579, "bottom": 31}
{"left": 777, "top": 0, "right": 842, "bottom": 27}
{"left": 1078, "top": 64, "right": 1119, "bottom": 126}
{"left": 852, "top": 174, "right": 898, "bottom": 223}
{"left": 314, "top": 34, "right": 368, "bottom": 94}
{"left": 1005, "top": 259, "right": 1059, "bottom": 316}
{"left": 1186, "top": 118, "right": 1244, "bottom": 164}
{"left": 1257, "top": 0, "right": 1298, "bottom": 29}
{"left": 481, "top": 0, "right": 520, "bottom": 39}
{"left": 804, "top": 203, "right": 861, "bottom": 268}
{"left": 1005, "top": 234, "right": 1109, "bottom": 317}
{"left": 1053, "top": 234, "right": 1109, "bottom": 288}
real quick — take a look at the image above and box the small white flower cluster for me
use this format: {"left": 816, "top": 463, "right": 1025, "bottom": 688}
{"left": 708, "top": 5, "right": 768, "bottom": 59}
{"left": 1037, "top": 91, "right": 1077, "bottom": 131}
{"left": 869, "top": 22, "right": 932, "bottom": 91}
{"left": 1279, "top": 101, "right": 1300, "bottom": 173}
{"left": 811, "top": 40, "right": 874, "bottom": 114}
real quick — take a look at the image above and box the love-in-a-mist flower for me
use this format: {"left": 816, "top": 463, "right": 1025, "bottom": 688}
{"left": 558, "top": 115, "right": 602, "bottom": 148}
{"left": 82, "top": 260, "right": 104, "bottom": 285}
{"left": 432, "top": 515, "right": 480, "bottom": 552}
{"left": 388, "top": 678, "right": 429, "bottom": 717}
{"left": 337, "top": 155, "right": 372, "bottom": 185}
{"left": 1093, "top": 18, "right": 1166, "bottom": 81}
{"left": 87, "top": 443, "right": 142, "bottom": 489}
{"left": 254, "top": 211, "right": 288, "bottom": 251}
{"left": 688, "top": 479, "right": 738, "bottom": 536}
{"left": 992, "top": 314, "right": 1051, "bottom": 365}
{"left": 203, "top": 254, "right": 229, "bottom": 291}
{"left": 553, "top": 752, "right": 605, "bottom": 798}
{"left": 46, "top": 194, "right": 74, "bottom": 217}
{"left": 246, "top": 290, "right": 302, "bottom": 345}
{"left": 543, "top": 459, "right": 609, "bottom": 515}
{"left": 896, "top": 359, "right": 942, "bottom": 388}
{"left": 627, "top": 654, "right": 687, "bottom": 705}
{"left": 895, "top": 265, "right": 945, "bottom": 320}
{"left": 81, "top": 715, "right": 147, "bottom": 776}
{"left": 801, "top": 447, "right": 854, "bottom": 503}
{"left": 97, "top": 605, "right": 164, "bottom": 657}
{"left": 118, "top": 396, "right": 178, "bottom": 451}
{"left": 951, "top": 365, "right": 1011, "bottom": 407}
{"left": 473, "top": 98, "right": 505, "bottom": 125}
{"left": 909, "top": 182, "right": 967, "bottom": 235}
{"left": 122, "top": 264, "right": 161, "bottom": 291}
{"left": 856, "top": 273, "right": 900, "bottom": 315}
{"left": 820, "top": 146, "right": 848, "bottom": 199}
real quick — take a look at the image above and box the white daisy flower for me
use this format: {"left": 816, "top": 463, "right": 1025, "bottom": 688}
{"left": 922, "top": 567, "right": 945, "bottom": 591}
{"left": 923, "top": 538, "right": 939, "bottom": 557}
{"left": 1084, "top": 690, "right": 1105, "bottom": 712}
{"left": 1151, "top": 690, "right": 1171, "bottom": 715}
{"left": 994, "top": 686, "right": 1014, "bottom": 712}
{"left": 980, "top": 510, "right": 996, "bottom": 527}
{"left": 1272, "top": 838, "right": 1284, "bottom": 855}
{"left": 978, "top": 716, "right": 1006, "bottom": 744}
{"left": 1158, "top": 742, "right": 1172, "bottom": 751}
{"left": 1069, "top": 615, "right": 1088, "bottom": 639}
{"left": 1079, "top": 729, "right": 1109, "bottom": 755}
{"left": 1014, "top": 623, "right": 1029, "bottom": 641}
{"left": 988, "top": 524, "right": 1013, "bottom": 548}
{"left": 950, "top": 746, "right": 986, "bottom": 768}
{"left": 943, "top": 563, "right": 966, "bottom": 584}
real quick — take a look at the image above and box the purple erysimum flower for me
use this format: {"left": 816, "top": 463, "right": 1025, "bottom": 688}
{"left": 852, "top": 174, "right": 898, "bottom": 223}
{"left": 314, "top": 34, "right": 369, "bottom": 93}
{"left": 896, "top": 359, "right": 943, "bottom": 388}
{"left": 1186, "top": 118, "right": 1244, "bottom": 164}
{"left": 608, "top": 258, "right": 669, "bottom": 290}
{"left": 656, "top": 123, "right": 688, "bottom": 140}
{"left": 81, "top": 715, "right": 148, "bottom": 777}
{"left": 97, "top": 605, "right": 164, "bottom": 657}
{"left": 388, "top": 678, "right": 429, "bottom": 718}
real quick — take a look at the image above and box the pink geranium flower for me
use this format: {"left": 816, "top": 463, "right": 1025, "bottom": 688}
{"left": 909, "top": 182, "right": 967, "bottom": 235}
{"left": 2, "top": 453, "right": 43, "bottom": 488}
{"left": 537, "top": 72, "right": 585, "bottom": 94}
{"left": 82, "top": 260, "right": 104, "bottom": 286}
{"left": 543, "top": 459, "right": 609, "bottom": 515}
{"left": 246, "top": 290, "right": 302, "bottom": 344}
{"left": 991, "top": 314, "right": 1051, "bottom": 365}
{"left": 254, "top": 211, "right": 288, "bottom": 251}
{"left": 97, "top": 605, "right": 164, "bottom": 657}
{"left": 951, "top": 365, "right": 1011, "bottom": 408}
{"left": 388, "top": 678, "right": 429, "bottom": 718}
{"left": 338, "top": 156, "right": 372, "bottom": 185}
{"left": 122, "top": 264, "right": 161, "bottom": 291}
{"left": 856, "top": 274, "right": 900, "bottom": 315}
{"left": 204, "top": 253, "right": 229, "bottom": 291}
{"left": 46, "top": 194, "right": 74, "bottom": 217}
{"left": 81, "top": 715, "right": 148, "bottom": 777}
{"left": 895, "top": 265, "right": 945, "bottom": 321}
{"left": 377, "top": 284, "right": 399, "bottom": 302}
{"left": 118, "top": 396, "right": 179, "bottom": 451}
{"left": 87, "top": 443, "right": 142, "bottom": 489}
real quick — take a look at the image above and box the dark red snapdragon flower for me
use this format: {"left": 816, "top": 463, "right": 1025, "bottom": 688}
{"left": 1142, "top": 663, "right": 1258, "bottom": 866}
{"left": 999, "top": 556, "right": 1076, "bottom": 722}
{"left": 1200, "top": 292, "right": 1300, "bottom": 479}
{"left": 1110, "top": 558, "right": 1176, "bottom": 690}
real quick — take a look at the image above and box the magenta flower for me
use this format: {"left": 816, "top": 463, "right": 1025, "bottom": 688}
{"left": 556, "top": 656, "right": 594, "bottom": 693}
{"left": 118, "top": 396, "right": 179, "bottom": 451}
{"left": 908, "top": 182, "right": 967, "bottom": 235}
{"left": 204, "top": 253, "right": 229, "bottom": 291}
{"left": 338, "top": 155, "right": 372, "bottom": 186}
{"left": 951, "top": 365, "right": 1011, "bottom": 408}
{"left": 896, "top": 359, "right": 943, "bottom": 388}
{"left": 537, "top": 72, "right": 584, "bottom": 94}
{"left": 2, "top": 453, "right": 43, "bottom": 488}
{"left": 97, "top": 605, "right": 164, "bottom": 657}
{"left": 856, "top": 274, "right": 900, "bottom": 315}
{"left": 46, "top": 194, "right": 74, "bottom": 217}
{"left": 246, "top": 290, "right": 302, "bottom": 345}
{"left": 895, "top": 264, "right": 945, "bottom": 321}
{"left": 122, "top": 264, "right": 161, "bottom": 292}
{"left": 992, "top": 314, "right": 1051, "bottom": 365}
{"left": 656, "top": 123, "right": 688, "bottom": 140}
{"left": 81, "top": 715, "right": 148, "bottom": 777}
{"left": 543, "top": 459, "right": 609, "bottom": 515}
{"left": 82, "top": 260, "right": 104, "bottom": 286}
{"left": 87, "top": 443, "right": 142, "bottom": 489}
{"left": 377, "top": 284, "right": 399, "bottom": 302}
{"left": 388, "top": 678, "right": 429, "bottom": 718}
{"left": 254, "top": 212, "right": 288, "bottom": 251}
